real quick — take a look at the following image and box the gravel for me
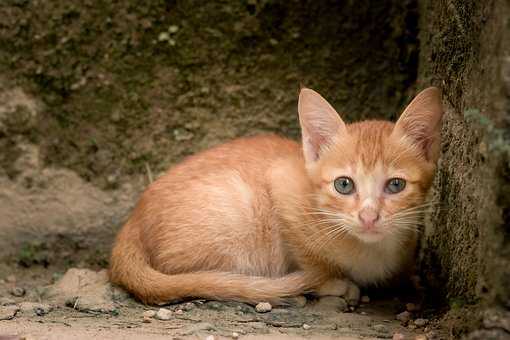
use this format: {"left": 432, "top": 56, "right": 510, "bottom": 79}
{"left": 154, "top": 308, "right": 172, "bottom": 320}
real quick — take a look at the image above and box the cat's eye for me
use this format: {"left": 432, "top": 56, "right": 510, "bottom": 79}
{"left": 385, "top": 178, "right": 406, "bottom": 194}
{"left": 334, "top": 177, "right": 355, "bottom": 195}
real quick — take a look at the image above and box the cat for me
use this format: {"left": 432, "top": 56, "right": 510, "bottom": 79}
{"left": 109, "top": 87, "right": 443, "bottom": 306}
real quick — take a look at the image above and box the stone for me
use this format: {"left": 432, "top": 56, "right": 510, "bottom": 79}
{"left": 142, "top": 310, "right": 156, "bottom": 318}
{"left": 396, "top": 310, "right": 412, "bottom": 324}
{"left": 414, "top": 335, "right": 427, "bottom": 340}
{"left": 413, "top": 318, "right": 428, "bottom": 327}
{"left": 46, "top": 268, "right": 116, "bottom": 313}
{"left": 302, "top": 323, "right": 311, "bottom": 330}
{"left": 232, "top": 332, "right": 240, "bottom": 339}
{"left": 154, "top": 308, "right": 172, "bottom": 320}
{"left": 255, "top": 302, "right": 272, "bottom": 313}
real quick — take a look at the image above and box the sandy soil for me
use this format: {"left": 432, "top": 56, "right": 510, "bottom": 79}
{"left": 0, "top": 267, "right": 443, "bottom": 340}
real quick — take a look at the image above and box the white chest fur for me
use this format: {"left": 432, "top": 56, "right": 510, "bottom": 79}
{"left": 329, "top": 235, "right": 408, "bottom": 285}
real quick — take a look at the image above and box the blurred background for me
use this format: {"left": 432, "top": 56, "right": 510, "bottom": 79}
{"left": 0, "top": 0, "right": 508, "bottom": 338}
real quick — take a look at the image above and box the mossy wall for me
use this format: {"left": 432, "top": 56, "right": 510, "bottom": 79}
{"left": 419, "top": 0, "right": 509, "bottom": 312}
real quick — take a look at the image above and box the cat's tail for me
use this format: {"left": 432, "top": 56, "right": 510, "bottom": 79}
{"left": 109, "top": 229, "right": 323, "bottom": 306}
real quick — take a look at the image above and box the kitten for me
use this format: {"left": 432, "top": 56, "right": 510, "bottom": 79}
{"left": 109, "top": 87, "right": 443, "bottom": 306}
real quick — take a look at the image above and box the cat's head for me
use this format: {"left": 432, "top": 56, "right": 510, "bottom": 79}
{"left": 298, "top": 87, "right": 443, "bottom": 244}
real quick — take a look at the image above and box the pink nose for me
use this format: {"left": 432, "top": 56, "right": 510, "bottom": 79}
{"left": 359, "top": 208, "right": 380, "bottom": 229}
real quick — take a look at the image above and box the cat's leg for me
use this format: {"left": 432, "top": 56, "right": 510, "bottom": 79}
{"left": 316, "top": 278, "right": 360, "bottom": 306}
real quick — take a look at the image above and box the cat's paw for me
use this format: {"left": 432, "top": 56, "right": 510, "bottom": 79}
{"left": 316, "top": 278, "right": 360, "bottom": 306}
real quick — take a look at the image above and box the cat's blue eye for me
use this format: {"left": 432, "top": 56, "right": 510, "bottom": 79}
{"left": 334, "top": 177, "right": 355, "bottom": 195}
{"left": 385, "top": 178, "right": 406, "bottom": 194}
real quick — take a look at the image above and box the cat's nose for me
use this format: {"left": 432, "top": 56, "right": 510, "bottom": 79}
{"left": 359, "top": 208, "right": 380, "bottom": 229}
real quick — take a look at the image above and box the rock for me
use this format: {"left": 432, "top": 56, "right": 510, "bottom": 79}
{"left": 414, "top": 318, "right": 428, "bottom": 327}
{"left": 175, "top": 309, "right": 184, "bottom": 315}
{"left": 46, "top": 268, "right": 116, "bottom": 314}
{"left": 168, "top": 25, "right": 179, "bottom": 33}
{"left": 232, "top": 332, "right": 240, "bottom": 339}
{"left": 372, "top": 324, "right": 389, "bottom": 333}
{"left": 155, "top": 308, "right": 172, "bottom": 320}
{"left": 255, "top": 302, "right": 272, "bottom": 313}
{"left": 414, "top": 335, "right": 427, "bottom": 340}
{"left": 302, "top": 323, "right": 311, "bottom": 330}
{"left": 19, "top": 302, "right": 53, "bottom": 316}
{"left": 361, "top": 295, "right": 370, "bottom": 303}
{"left": 0, "top": 305, "right": 19, "bottom": 320}
{"left": 396, "top": 310, "right": 412, "bottom": 324}
{"left": 10, "top": 287, "right": 25, "bottom": 297}
{"left": 315, "top": 296, "right": 349, "bottom": 312}
{"left": 142, "top": 316, "right": 151, "bottom": 323}
{"left": 392, "top": 333, "right": 405, "bottom": 340}
{"left": 204, "top": 336, "right": 215, "bottom": 340}
{"left": 142, "top": 310, "right": 156, "bottom": 318}
{"left": 0, "top": 297, "right": 16, "bottom": 305}
{"left": 408, "top": 324, "right": 417, "bottom": 330}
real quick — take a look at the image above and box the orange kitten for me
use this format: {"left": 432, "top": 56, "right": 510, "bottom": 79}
{"left": 109, "top": 87, "right": 443, "bottom": 306}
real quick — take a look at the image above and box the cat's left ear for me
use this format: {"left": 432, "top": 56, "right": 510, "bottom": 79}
{"left": 392, "top": 87, "right": 444, "bottom": 163}
{"left": 298, "top": 88, "right": 347, "bottom": 164}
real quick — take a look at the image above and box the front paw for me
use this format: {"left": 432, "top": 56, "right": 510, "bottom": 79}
{"left": 316, "top": 278, "right": 360, "bottom": 306}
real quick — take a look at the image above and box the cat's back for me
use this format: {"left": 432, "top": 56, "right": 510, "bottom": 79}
{"left": 160, "top": 134, "right": 300, "bottom": 184}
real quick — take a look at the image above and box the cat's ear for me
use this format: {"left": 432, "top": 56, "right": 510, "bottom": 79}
{"left": 392, "top": 87, "right": 444, "bottom": 163}
{"left": 298, "top": 88, "right": 347, "bottom": 163}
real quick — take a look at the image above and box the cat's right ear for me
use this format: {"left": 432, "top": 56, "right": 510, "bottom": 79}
{"left": 298, "top": 88, "right": 347, "bottom": 163}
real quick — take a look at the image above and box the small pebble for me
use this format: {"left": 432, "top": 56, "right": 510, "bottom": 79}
{"left": 10, "top": 287, "right": 26, "bottom": 297}
{"left": 414, "top": 318, "right": 429, "bottom": 327}
{"left": 19, "top": 302, "right": 52, "bottom": 316}
{"left": 396, "top": 311, "right": 412, "bottom": 324}
{"left": 415, "top": 335, "right": 427, "bottom": 340}
{"left": 360, "top": 311, "right": 367, "bottom": 315}
{"left": 408, "top": 324, "right": 417, "bottom": 330}
{"left": 142, "top": 310, "right": 156, "bottom": 318}
{"left": 155, "top": 308, "right": 172, "bottom": 320}
{"left": 361, "top": 295, "right": 370, "bottom": 303}
{"left": 6, "top": 275, "right": 16, "bottom": 283}
{"left": 174, "top": 309, "right": 184, "bottom": 315}
{"left": 205, "top": 336, "right": 215, "bottom": 340}
{"left": 232, "top": 332, "right": 240, "bottom": 339}
{"left": 406, "top": 302, "right": 420, "bottom": 312}
{"left": 158, "top": 32, "right": 170, "bottom": 42}
{"left": 393, "top": 333, "right": 405, "bottom": 340}
{"left": 255, "top": 302, "right": 272, "bottom": 313}
{"left": 302, "top": 323, "right": 311, "bottom": 330}
{"left": 142, "top": 316, "right": 151, "bottom": 323}
{"left": 168, "top": 25, "right": 179, "bottom": 33}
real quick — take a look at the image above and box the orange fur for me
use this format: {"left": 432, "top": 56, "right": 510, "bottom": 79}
{"left": 109, "top": 87, "right": 443, "bottom": 305}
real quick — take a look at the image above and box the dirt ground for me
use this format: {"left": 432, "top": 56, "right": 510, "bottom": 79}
{"left": 0, "top": 266, "right": 443, "bottom": 340}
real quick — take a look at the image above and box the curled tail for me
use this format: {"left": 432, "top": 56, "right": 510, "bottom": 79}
{"left": 109, "top": 228, "right": 322, "bottom": 305}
